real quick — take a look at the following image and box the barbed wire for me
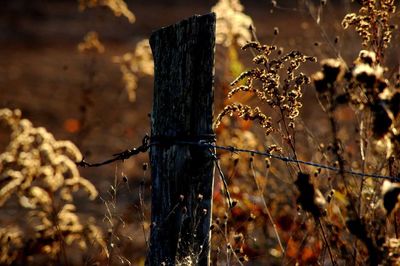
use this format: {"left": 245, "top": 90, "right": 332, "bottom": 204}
{"left": 193, "top": 141, "right": 400, "bottom": 183}
{"left": 76, "top": 135, "right": 400, "bottom": 182}
{"left": 76, "top": 135, "right": 150, "bottom": 167}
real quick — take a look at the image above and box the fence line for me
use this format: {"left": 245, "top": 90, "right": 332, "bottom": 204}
{"left": 77, "top": 135, "right": 400, "bottom": 183}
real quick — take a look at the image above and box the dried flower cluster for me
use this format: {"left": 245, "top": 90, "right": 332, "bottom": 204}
{"left": 79, "top": 0, "right": 135, "bottom": 23}
{"left": 342, "top": 0, "right": 396, "bottom": 60}
{"left": 211, "top": 0, "right": 254, "bottom": 47}
{"left": 77, "top": 31, "right": 105, "bottom": 54}
{"left": 0, "top": 108, "right": 106, "bottom": 264}
{"left": 216, "top": 103, "right": 272, "bottom": 134}
{"left": 216, "top": 41, "right": 315, "bottom": 134}
{"left": 113, "top": 39, "right": 154, "bottom": 102}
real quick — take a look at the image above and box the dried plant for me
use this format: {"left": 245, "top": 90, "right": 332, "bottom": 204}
{"left": 313, "top": 49, "right": 400, "bottom": 156}
{"left": 0, "top": 108, "right": 107, "bottom": 264}
{"left": 78, "top": 0, "right": 135, "bottom": 23}
{"left": 211, "top": 0, "right": 254, "bottom": 47}
{"left": 78, "top": 31, "right": 105, "bottom": 54}
{"left": 342, "top": 0, "right": 396, "bottom": 61}
{"left": 215, "top": 41, "right": 316, "bottom": 140}
{"left": 304, "top": 1, "right": 400, "bottom": 264}
{"left": 113, "top": 39, "right": 154, "bottom": 102}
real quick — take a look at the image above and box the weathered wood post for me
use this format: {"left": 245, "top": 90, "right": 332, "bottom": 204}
{"left": 147, "top": 13, "right": 216, "bottom": 265}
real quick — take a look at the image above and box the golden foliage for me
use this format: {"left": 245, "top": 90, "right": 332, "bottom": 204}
{"left": 113, "top": 39, "right": 154, "bottom": 102}
{"left": 0, "top": 108, "right": 106, "bottom": 264}
{"left": 211, "top": 0, "right": 254, "bottom": 47}
{"left": 79, "top": 0, "right": 135, "bottom": 23}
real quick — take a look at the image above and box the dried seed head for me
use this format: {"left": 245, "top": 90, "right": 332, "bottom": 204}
{"left": 382, "top": 180, "right": 400, "bottom": 215}
{"left": 353, "top": 63, "right": 383, "bottom": 89}
{"left": 357, "top": 50, "right": 377, "bottom": 66}
{"left": 321, "top": 58, "right": 346, "bottom": 84}
{"left": 312, "top": 71, "right": 328, "bottom": 93}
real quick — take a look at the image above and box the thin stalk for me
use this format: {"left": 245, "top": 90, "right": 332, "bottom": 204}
{"left": 249, "top": 158, "right": 285, "bottom": 253}
{"left": 317, "top": 217, "right": 336, "bottom": 266}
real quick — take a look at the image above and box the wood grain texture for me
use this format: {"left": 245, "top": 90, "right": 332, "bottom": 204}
{"left": 147, "top": 13, "right": 216, "bottom": 266}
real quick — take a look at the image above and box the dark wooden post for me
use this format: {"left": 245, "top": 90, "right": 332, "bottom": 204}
{"left": 147, "top": 13, "right": 216, "bottom": 266}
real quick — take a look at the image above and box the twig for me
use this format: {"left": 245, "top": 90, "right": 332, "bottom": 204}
{"left": 317, "top": 217, "right": 336, "bottom": 266}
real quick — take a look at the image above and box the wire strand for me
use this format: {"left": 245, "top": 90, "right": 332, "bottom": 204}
{"left": 170, "top": 140, "right": 400, "bottom": 182}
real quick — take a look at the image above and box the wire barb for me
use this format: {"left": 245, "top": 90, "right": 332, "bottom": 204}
{"left": 76, "top": 135, "right": 150, "bottom": 167}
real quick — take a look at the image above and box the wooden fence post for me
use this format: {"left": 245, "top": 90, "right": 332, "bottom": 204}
{"left": 147, "top": 13, "right": 216, "bottom": 265}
